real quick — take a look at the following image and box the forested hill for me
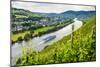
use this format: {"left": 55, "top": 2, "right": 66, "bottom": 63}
{"left": 12, "top": 8, "right": 96, "bottom": 22}
{"left": 61, "top": 10, "right": 96, "bottom": 20}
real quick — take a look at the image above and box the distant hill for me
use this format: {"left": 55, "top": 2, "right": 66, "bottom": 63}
{"left": 61, "top": 10, "right": 96, "bottom": 20}
{"left": 12, "top": 8, "right": 96, "bottom": 21}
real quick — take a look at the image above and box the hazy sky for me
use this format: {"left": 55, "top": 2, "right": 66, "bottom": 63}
{"left": 12, "top": 1, "right": 95, "bottom": 13}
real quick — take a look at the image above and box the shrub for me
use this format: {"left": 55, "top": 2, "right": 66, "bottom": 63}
{"left": 24, "top": 34, "right": 31, "bottom": 41}
{"left": 17, "top": 36, "right": 23, "bottom": 42}
{"left": 30, "top": 30, "right": 34, "bottom": 34}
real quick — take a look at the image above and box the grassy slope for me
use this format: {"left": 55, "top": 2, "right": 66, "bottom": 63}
{"left": 16, "top": 16, "right": 96, "bottom": 65}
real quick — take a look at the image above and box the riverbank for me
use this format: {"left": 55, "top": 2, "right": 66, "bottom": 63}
{"left": 11, "top": 20, "right": 73, "bottom": 44}
{"left": 16, "top": 16, "right": 96, "bottom": 66}
{"left": 11, "top": 18, "right": 83, "bottom": 66}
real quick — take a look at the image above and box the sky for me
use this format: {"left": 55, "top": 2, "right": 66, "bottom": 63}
{"left": 12, "top": 1, "right": 96, "bottom": 13}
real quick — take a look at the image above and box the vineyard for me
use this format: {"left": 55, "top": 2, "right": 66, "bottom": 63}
{"left": 15, "top": 16, "right": 96, "bottom": 66}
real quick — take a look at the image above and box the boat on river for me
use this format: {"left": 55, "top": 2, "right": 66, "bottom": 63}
{"left": 43, "top": 35, "right": 56, "bottom": 42}
{"left": 39, "top": 35, "right": 56, "bottom": 45}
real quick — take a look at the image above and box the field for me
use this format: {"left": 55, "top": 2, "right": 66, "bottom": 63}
{"left": 11, "top": 26, "right": 54, "bottom": 42}
{"left": 16, "top": 16, "right": 96, "bottom": 66}
{"left": 11, "top": 20, "right": 72, "bottom": 43}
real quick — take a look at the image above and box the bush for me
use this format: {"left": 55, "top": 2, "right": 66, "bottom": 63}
{"left": 17, "top": 36, "right": 23, "bottom": 42}
{"left": 30, "top": 30, "right": 34, "bottom": 34}
{"left": 24, "top": 34, "right": 31, "bottom": 41}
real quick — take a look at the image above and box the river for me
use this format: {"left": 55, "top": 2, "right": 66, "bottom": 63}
{"left": 11, "top": 18, "right": 83, "bottom": 66}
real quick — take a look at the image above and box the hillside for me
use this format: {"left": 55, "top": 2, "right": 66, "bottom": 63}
{"left": 16, "top": 16, "right": 96, "bottom": 66}
{"left": 61, "top": 10, "right": 96, "bottom": 20}
{"left": 12, "top": 8, "right": 96, "bottom": 22}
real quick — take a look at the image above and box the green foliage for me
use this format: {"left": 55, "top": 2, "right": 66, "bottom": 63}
{"left": 17, "top": 36, "right": 23, "bottom": 42}
{"left": 24, "top": 33, "right": 32, "bottom": 41}
{"left": 12, "top": 19, "right": 73, "bottom": 43}
{"left": 30, "top": 30, "right": 34, "bottom": 35}
{"left": 16, "top": 16, "right": 96, "bottom": 66}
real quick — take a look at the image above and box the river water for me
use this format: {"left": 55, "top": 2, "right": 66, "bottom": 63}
{"left": 11, "top": 18, "right": 83, "bottom": 66}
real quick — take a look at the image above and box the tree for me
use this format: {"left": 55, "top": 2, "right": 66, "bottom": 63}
{"left": 17, "top": 36, "right": 23, "bottom": 42}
